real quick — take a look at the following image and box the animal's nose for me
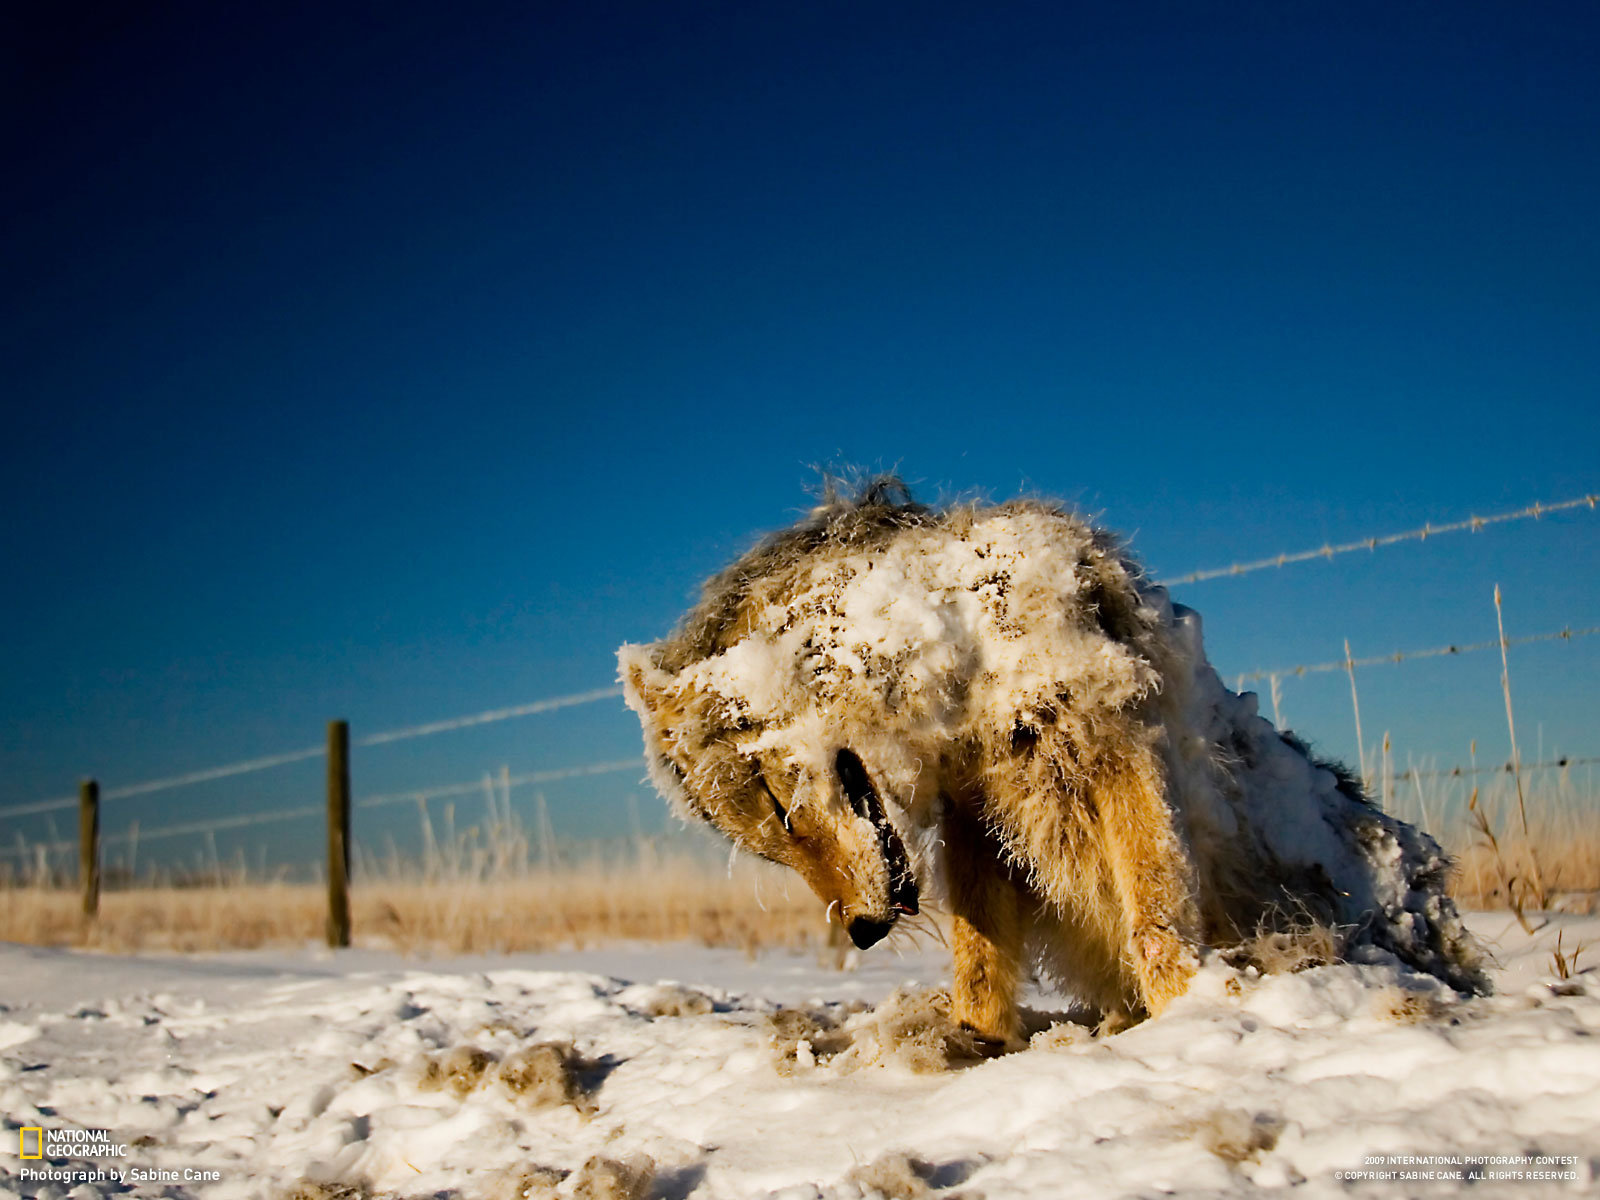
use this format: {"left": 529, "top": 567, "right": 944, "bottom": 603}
{"left": 847, "top": 917, "right": 893, "bottom": 949}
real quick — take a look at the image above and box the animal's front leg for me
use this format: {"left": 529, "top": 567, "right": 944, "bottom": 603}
{"left": 943, "top": 803, "right": 1025, "bottom": 1054}
{"left": 1089, "top": 744, "right": 1203, "bottom": 1018}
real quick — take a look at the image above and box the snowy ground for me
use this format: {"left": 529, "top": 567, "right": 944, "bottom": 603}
{"left": 2, "top": 913, "right": 1596, "bottom": 1200}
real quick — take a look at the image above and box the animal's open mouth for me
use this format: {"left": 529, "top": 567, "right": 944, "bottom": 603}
{"left": 836, "top": 749, "right": 920, "bottom": 947}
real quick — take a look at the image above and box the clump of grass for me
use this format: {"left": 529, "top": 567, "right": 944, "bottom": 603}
{"left": 1551, "top": 930, "right": 1588, "bottom": 981}
{"left": 1222, "top": 920, "right": 1346, "bottom": 975}
{"left": 1466, "top": 786, "right": 1535, "bottom": 932}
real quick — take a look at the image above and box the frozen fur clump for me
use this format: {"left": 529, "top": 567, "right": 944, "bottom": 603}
{"left": 621, "top": 477, "right": 1488, "bottom": 1046}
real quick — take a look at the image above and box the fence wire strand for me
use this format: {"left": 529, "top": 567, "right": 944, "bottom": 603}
{"left": 0, "top": 686, "right": 626, "bottom": 819}
{"left": 357, "top": 759, "right": 639, "bottom": 809}
{"left": 1235, "top": 624, "right": 1600, "bottom": 687}
{"left": 1164, "top": 493, "right": 1598, "bottom": 586}
{"left": 1391, "top": 754, "right": 1600, "bottom": 782}
{"left": 0, "top": 759, "right": 642, "bottom": 857}
{"left": 355, "top": 687, "right": 624, "bottom": 747}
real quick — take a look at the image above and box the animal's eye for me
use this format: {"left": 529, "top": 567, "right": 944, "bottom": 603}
{"left": 834, "top": 748, "right": 874, "bottom": 820}
{"left": 757, "top": 775, "right": 791, "bottom": 832}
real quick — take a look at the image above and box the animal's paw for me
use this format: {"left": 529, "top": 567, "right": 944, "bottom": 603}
{"left": 957, "top": 1020, "right": 1025, "bottom": 1058}
{"left": 1133, "top": 923, "right": 1201, "bottom": 1016}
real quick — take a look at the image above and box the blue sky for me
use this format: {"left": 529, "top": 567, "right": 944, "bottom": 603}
{"left": 3, "top": 1, "right": 1596, "bottom": 871}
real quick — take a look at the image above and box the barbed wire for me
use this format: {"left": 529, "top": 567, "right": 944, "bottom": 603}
{"left": 355, "top": 687, "right": 623, "bottom": 747}
{"left": 0, "top": 685, "right": 626, "bottom": 820}
{"left": 1390, "top": 755, "right": 1600, "bottom": 783}
{"left": 1234, "top": 624, "right": 1600, "bottom": 687}
{"left": 0, "top": 758, "right": 642, "bottom": 858}
{"left": 357, "top": 759, "right": 638, "bottom": 810}
{"left": 1164, "top": 493, "right": 1598, "bottom": 586}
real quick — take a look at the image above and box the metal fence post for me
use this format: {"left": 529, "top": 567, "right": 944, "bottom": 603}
{"left": 326, "top": 720, "right": 351, "bottom": 947}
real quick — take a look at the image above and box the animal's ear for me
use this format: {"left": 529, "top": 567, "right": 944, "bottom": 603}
{"left": 618, "top": 643, "right": 687, "bottom": 745}
{"left": 618, "top": 643, "right": 708, "bottom": 819}
{"left": 618, "top": 643, "right": 663, "bottom": 712}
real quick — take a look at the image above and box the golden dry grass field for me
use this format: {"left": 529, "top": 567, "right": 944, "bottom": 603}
{"left": 2, "top": 818, "right": 1595, "bottom": 955}
{"left": 0, "top": 857, "right": 837, "bottom": 954}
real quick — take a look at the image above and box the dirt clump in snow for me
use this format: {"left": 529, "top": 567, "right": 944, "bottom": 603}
{"left": 845, "top": 1150, "right": 934, "bottom": 1198}
{"left": 1191, "top": 1107, "right": 1285, "bottom": 1165}
{"left": 280, "top": 1182, "right": 382, "bottom": 1200}
{"left": 1373, "top": 983, "right": 1455, "bottom": 1023}
{"left": 497, "top": 1040, "right": 594, "bottom": 1111}
{"left": 487, "top": 1163, "right": 568, "bottom": 1200}
{"left": 409, "top": 1039, "right": 597, "bottom": 1112}
{"left": 635, "top": 982, "right": 715, "bottom": 1017}
{"left": 568, "top": 1153, "right": 655, "bottom": 1200}
{"left": 770, "top": 988, "right": 989, "bottom": 1074}
{"left": 418, "top": 1043, "right": 496, "bottom": 1097}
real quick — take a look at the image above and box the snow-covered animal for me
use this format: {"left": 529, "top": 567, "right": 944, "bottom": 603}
{"left": 619, "top": 480, "right": 1487, "bottom": 1049}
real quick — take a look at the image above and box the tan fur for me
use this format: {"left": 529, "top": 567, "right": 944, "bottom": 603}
{"left": 620, "top": 481, "right": 1486, "bottom": 1045}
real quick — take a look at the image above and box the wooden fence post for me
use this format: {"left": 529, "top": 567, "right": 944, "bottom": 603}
{"left": 326, "top": 720, "right": 351, "bottom": 947}
{"left": 79, "top": 779, "right": 100, "bottom": 923}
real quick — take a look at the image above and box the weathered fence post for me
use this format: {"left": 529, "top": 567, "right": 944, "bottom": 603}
{"left": 79, "top": 779, "right": 100, "bottom": 924}
{"left": 326, "top": 720, "right": 352, "bottom": 947}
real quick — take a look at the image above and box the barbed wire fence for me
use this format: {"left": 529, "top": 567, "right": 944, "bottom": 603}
{"left": 2, "top": 490, "right": 1596, "bottom": 937}
{"left": 1161, "top": 493, "right": 1597, "bottom": 585}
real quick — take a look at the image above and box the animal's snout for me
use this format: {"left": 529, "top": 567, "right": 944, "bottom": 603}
{"left": 847, "top": 916, "right": 894, "bottom": 949}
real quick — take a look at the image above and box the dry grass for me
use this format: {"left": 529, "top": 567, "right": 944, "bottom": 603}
{"left": 3, "top": 770, "right": 1595, "bottom": 954}
{"left": 4, "top": 822, "right": 1597, "bottom": 954}
{"left": 1439, "top": 797, "right": 1600, "bottom": 914}
{"left": 1380, "top": 764, "right": 1600, "bottom": 915}
{"left": 1448, "top": 830, "right": 1600, "bottom": 912}
{"left": 0, "top": 857, "right": 829, "bottom": 954}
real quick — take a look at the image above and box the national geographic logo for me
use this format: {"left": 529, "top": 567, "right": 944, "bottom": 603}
{"left": 16, "top": 1125, "right": 129, "bottom": 1158}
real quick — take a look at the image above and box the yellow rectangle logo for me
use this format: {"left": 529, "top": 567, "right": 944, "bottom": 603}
{"left": 19, "top": 1127, "right": 44, "bottom": 1158}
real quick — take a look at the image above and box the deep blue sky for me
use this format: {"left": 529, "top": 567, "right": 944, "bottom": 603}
{"left": 4, "top": 1, "right": 1597, "bottom": 870}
